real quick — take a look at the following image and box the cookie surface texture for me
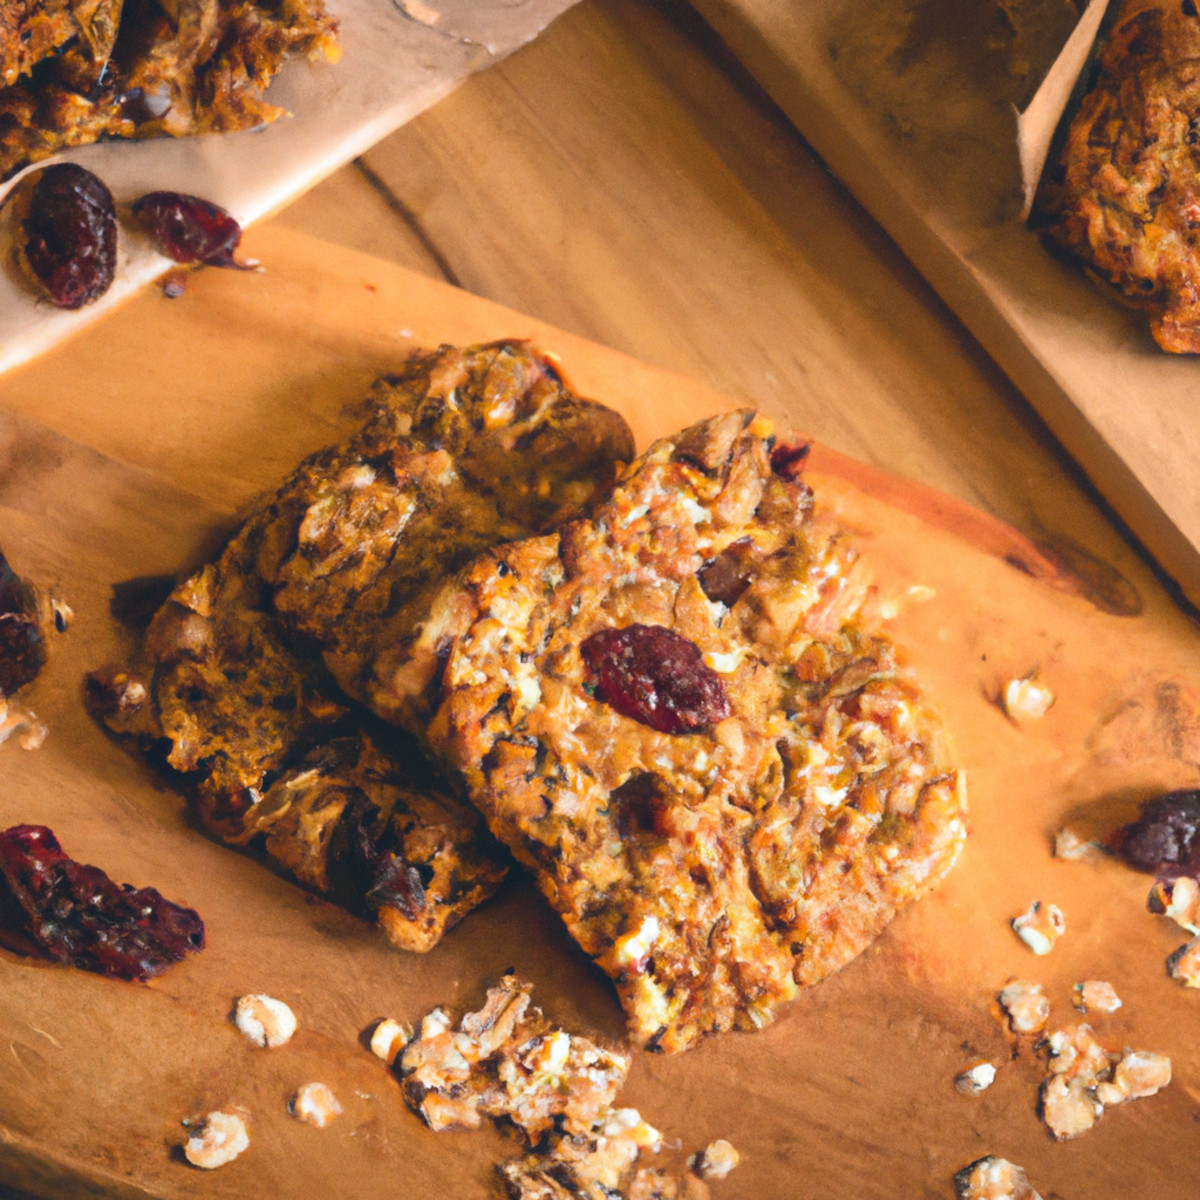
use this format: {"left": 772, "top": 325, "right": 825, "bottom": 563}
{"left": 379, "top": 410, "right": 967, "bottom": 1051}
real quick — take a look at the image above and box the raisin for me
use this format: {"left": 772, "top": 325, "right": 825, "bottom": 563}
{"left": 1120, "top": 790, "right": 1200, "bottom": 878}
{"left": 580, "top": 624, "right": 730, "bottom": 735}
{"left": 22, "top": 164, "right": 117, "bottom": 309}
{"left": 132, "top": 191, "right": 247, "bottom": 267}
{"left": 0, "top": 825, "right": 204, "bottom": 980}
{"left": 0, "top": 548, "right": 46, "bottom": 695}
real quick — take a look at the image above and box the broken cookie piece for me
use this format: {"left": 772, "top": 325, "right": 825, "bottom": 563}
{"left": 374, "top": 410, "right": 966, "bottom": 1051}
{"left": 242, "top": 734, "right": 509, "bottom": 953}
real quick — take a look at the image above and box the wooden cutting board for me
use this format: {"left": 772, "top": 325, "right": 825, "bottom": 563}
{"left": 1, "top": 226, "right": 1199, "bottom": 1200}
{"left": 688, "top": 0, "right": 1200, "bottom": 613}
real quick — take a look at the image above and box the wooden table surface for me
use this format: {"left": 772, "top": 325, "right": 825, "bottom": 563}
{"left": 1, "top": 3, "right": 1191, "bottom": 1198}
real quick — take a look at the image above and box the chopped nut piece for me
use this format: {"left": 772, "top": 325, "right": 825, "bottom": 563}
{"left": 1040, "top": 1073, "right": 1102, "bottom": 1139}
{"left": 998, "top": 980, "right": 1050, "bottom": 1034}
{"left": 234, "top": 994, "right": 297, "bottom": 1049}
{"left": 0, "top": 696, "right": 47, "bottom": 750}
{"left": 1002, "top": 673, "right": 1055, "bottom": 722}
{"left": 369, "top": 1017, "right": 412, "bottom": 1066}
{"left": 955, "top": 1061, "right": 997, "bottom": 1095}
{"left": 1111, "top": 1050, "right": 1172, "bottom": 1100}
{"left": 954, "top": 1155, "right": 1042, "bottom": 1200}
{"left": 1148, "top": 875, "right": 1200, "bottom": 935}
{"left": 291, "top": 1082, "right": 343, "bottom": 1127}
{"left": 1072, "top": 980, "right": 1122, "bottom": 1014}
{"left": 183, "top": 1111, "right": 249, "bottom": 1169}
{"left": 1168, "top": 935, "right": 1200, "bottom": 986}
{"left": 691, "top": 1138, "right": 740, "bottom": 1181}
{"left": 1011, "top": 901, "right": 1065, "bottom": 955}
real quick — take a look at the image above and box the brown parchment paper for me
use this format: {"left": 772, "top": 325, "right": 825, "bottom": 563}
{"left": 1, "top": 226, "right": 1199, "bottom": 1200}
{"left": 0, "top": 0, "right": 581, "bottom": 376}
{"left": 689, "top": 0, "right": 1200, "bottom": 613}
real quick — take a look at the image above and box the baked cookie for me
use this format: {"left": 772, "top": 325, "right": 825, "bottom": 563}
{"left": 372, "top": 410, "right": 967, "bottom": 1051}
{"left": 0, "top": 0, "right": 339, "bottom": 178}
{"left": 89, "top": 341, "right": 634, "bottom": 949}
{"left": 1037, "top": 0, "right": 1200, "bottom": 352}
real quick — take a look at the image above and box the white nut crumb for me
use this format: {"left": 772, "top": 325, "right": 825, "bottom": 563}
{"left": 955, "top": 1061, "right": 997, "bottom": 1095}
{"left": 691, "top": 1138, "right": 740, "bottom": 1182}
{"left": 1111, "top": 1050, "right": 1171, "bottom": 1100}
{"left": 369, "top": 1016, "right": 413, "bottom": 1066}
{"left": 1003, "top": 673, "right": 1055, "bottom": 722}
{"left": 183, "top": 1111, "right": 249, "bottom": 1169}
{"left": 998, "top": 980, "right": 1050, "bottom": 1034}
{"left": 291, "top": 1082, "right": 343, "bottom": 1128}
{"left": 234, "top": 993, "right": 297, "bottom": 1048}
{"left": 1072, "top": 980, "right": 1122, "bottom": 1014}
{"left": 1011, "top": 901, "right": 1065, "bottom": 955}
{"left": 954, "top": 1154, "right": 1042, "bottom": 1200}
{"left": 1149, "top": 876, "right": 1200, "bottom": 935}
{"left": 1168, "top": 935, "right": 1200, "bottom": 986}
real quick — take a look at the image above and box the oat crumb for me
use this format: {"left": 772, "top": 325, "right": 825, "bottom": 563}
{"left": 234, "top": 993, "right": 297, "bottom": 1048}
{"left": 1072, "top": 980, "right": 1122, "bottom": 1014}
{"left": 369, "top": 1016, "right": 412, "bottom": 1066}
{"left": 183, "top": 1110, "right": 249, "bottom": 1169}
{"left": 1011, "top": 901, "right": 1065, "bottom": 955}
{"left": 954, "top": 1154, "right": 1042, "bottom": 1200}
{"left": 955, "top": 1061, "right": 997, "bottom": 1095}
{"left": 1168, "top": 935, "right": 1200, "bottom": 986}
{"left": 691, "top": 1138, "right": 739, "bottom": 1181}
{"left": 998, "top": 979, "right": 1050, "bottom": 1034}
{"left": 1149, "top": 876, "right": 1200, "bottom": 935}
{"left": 291, "top": 1082, "right": 343, "bottom": 1127}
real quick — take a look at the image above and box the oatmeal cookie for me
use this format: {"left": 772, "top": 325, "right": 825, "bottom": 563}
{"left": 89, "top": 341, "right": 633, "bottom": 948}
{"left": 1036, "top": 0, "right": 1200, "bottom": 352}
{"left": 0, "top": 0, "right": 339, "bottom": 178}
{"left": 371, "top": 410, "right": 967, "bottom": 1051}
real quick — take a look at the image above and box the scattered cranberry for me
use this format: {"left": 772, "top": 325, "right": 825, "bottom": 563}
{"left": 1120, "top": 790, "right": 1200, "bottom": 879}
{"left": 22, "top": 163, "right": 117, "bottom": 309}
{"left": 580, "top": 624, "right": 730, "bottom": 735}
{"left": 0, "top": 548, "right": 46, "bottom": 695}
{"left": 0, "top": 824, "right": 205, "bottom": 980}
{"left": 132, "top": 191, "right": 249, "bottom": 268}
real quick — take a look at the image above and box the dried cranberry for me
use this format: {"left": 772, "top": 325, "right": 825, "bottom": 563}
{"left": 0, "top": 824, "right": 204, "bottom": 980}
{"left": 132, "top": 191, "right": 247, "bottom": 267}
{"left": 0, "top": 548, "right": 46, "bottom": 695}
{"left": 769, "top": 440, "right": 811, "bottom": 481}
{"left": 1120, "top": 790, "right": 1200, "bottom": 878}
{"left": 580, "top": 624, "right": 730, "bottom": 735}
{"left": 22, "top": 164, "right": 117, "bottom": 309}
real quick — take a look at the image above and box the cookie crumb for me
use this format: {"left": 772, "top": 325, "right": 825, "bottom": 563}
{"left": 955, "top": 1061, "right": 997, "bottom": 1095}
{"left": 183, "top": 1110, "right": 249, "bottom": 1169}
{"left": 953, "top": 1155, "right": 1041, "bottom": 1200}
{"left": 1072, "top": 980, "right": 1122, "bottom": 1014}
{"left": 291, "top": 1082, "right": 343, "bottom": 1127}
{"left": 998, "top": 979, "right": 1050, "bottom": 1034}
{"left": 691, "top": 1138, "right": 739, "bottom": 1181}
{"left": 234, "top": 993, "right": 296, "bottom": 1048}
{"left": 1011, "top": 901, "right": 1065, "bottom": 955}
{"left": 369, "top": 1016, "right": 412, "bottom": 1066}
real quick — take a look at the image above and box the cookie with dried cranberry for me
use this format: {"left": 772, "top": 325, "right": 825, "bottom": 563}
{"left": 371, "top": 410, "right": 966, "bottom": 1051}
